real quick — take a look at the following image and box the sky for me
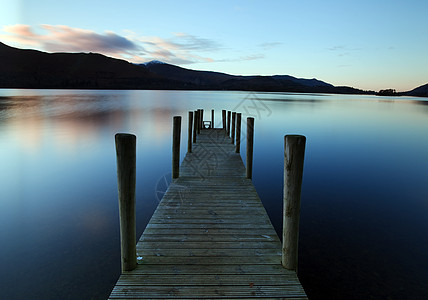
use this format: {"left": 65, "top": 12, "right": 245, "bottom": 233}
{"left": 1, "top": 0, "right": 427, "bottom": 92}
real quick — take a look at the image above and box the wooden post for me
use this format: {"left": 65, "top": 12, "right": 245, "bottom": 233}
{"left": 282, "top": 135, "right": 306, "bottom": 272}
{"left": 115, "top": 133, "right": 137, "bottom": 272}
{"left": 231, "top": 112, "right": 236, "bottom": 144}
{"left": 193, "top": 110, "right": 198, "bottom": 142}
{"left": 197, "top": 110, "right": 201, "bottom": 134}
{"left": 172, "top": 116, "right": 181, "bottom": 179}
{"left": 235, "top": 113, "right": 241, "bottom": 153}
{"left": 188, "top": 111, "right": 193, "bottom": 153}
{"left": 227, "top": 111, "right": 231, "bottom": 137}
{"left": 211, "top": 109, "right": 214, "bottom": 128}
{"left": 246, "top": 117, "right": 254, "bottom": 179}
{"left": 222, "top": 110, "right": 226, "bottom": 130}
{"left": 200, "top": 109, "right": 204, "bottom": 129}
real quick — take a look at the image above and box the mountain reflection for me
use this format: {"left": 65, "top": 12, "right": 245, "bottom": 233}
{"left": 0, "top": 92, "right": 178, "bottom": 152}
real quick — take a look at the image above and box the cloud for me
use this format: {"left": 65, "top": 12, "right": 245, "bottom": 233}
{"left": 1, "top": 24, "right": 40, "bottom": 46}
{"left": 215, "top": 53, "right": 265, "bottom": 63}
{"left": 139, "top": 33, "right": 221, "bottom": 64}
{"left": 1, "top": 24, "right": 263, "bottom": 66}
{"left": 1, "top": 24, "right": 144, "bottom": 59}
{"left": 170, "top": 33, "right": 221, "bottom": 51}
{"left": 241, "top": 54, "right": 265, "bottom": 61}
{"left": 327, "top": 45, "right": 346, "bottom": 51}
{"left": 327, "top": 45, "right": 361, "bottom": 57}
{"left": 259, "top": 42, "right": 282, "bottom": 50}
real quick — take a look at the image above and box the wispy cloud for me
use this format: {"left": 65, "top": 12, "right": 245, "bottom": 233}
{"left": 1, "top": 24, "right": 263, "bottom": 66}
{"left": 327, "top": 45, "right": 361, "bottom": 57}
{"left": 1, "top": 24, "right": 143, "bottom": 59}
{"left": 137, "top": 32, "right": 220, "bottom": 64}
{"left": 240, "top": 54, "right": 265, "bottom": 61}
{"left": 327, "top": 45, "right": 346, "bottom": 51}
{"left": 169, "top": 32, "right": 221, "bottom": 51}
{"left": 259, "top": 42, "right": 282, "bottom": 50}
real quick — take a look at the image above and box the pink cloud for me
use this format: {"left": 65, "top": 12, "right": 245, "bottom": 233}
{"left": 1, "top": 24, "right": 143, "bottom": 57}
{"left": 4, "top": 24, "right": 36, "bottom": 37}
{"left": 0, "top": 24, "right": 263, "bottom": 66}
{"left": 1, "top": 24, "right": 40, "bottom": 46}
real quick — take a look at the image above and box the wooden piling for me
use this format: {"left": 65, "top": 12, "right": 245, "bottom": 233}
{"left": 231, "top": 112, "right": 236, "bottom": 144}
{"left": 115, "top": 133, "right": 137, "bottom": 272}
{"left": 197, "top": 110, "right": 201, "bottom": 134}
{"left": 227, "top": 111, "right": 231, "bottom": 136}
{"left": 188, "top": 111, "right": 193, "bottom": 153}
{"left": 226, "top": 111, "right": 231, "bottom": 136}
{"left": 193, "top": 110, "right": 197, "bottom": 142}
{"left": 222, "top": 110, "right": 226, "bottom": 130}
{"left": 235, "top": 113, "right": 241, "bottom": 153}
{"left": 172, "top": 116, "right": 181, "bottom": 179}
{"left": 211, "top": 109, "right": 214, "bottom": 128}
{"left": 200, "top": 109, "right": 204, "bottom": 129}
{"left": 282, "top": 135, "right": 306, "bottom": 272}
{"left": 246, "top": 117, "right": 254, "bottom": 179}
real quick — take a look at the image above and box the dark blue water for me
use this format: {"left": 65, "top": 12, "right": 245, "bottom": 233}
{"left": 0, "top": 90, "right": 427, "bottom": 299}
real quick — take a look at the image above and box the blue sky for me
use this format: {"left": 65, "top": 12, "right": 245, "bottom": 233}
{"left": 1, "top": 0, "right": 427, "bottom": 91}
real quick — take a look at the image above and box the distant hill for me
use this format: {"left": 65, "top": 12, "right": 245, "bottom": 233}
{"left": 404, "top": 83, "right": 428, "bottom": 97}
{"left": 0, "top": 41, "right": 371, "bottom": 94}
{"left": 141, "top": 60, "right": 234, "bottom": 87}
{"left": 0, "top": 42, "right": 178, "bottom": 89}
{"left": 143, "top": 60, "right": 369, "bottom": 94}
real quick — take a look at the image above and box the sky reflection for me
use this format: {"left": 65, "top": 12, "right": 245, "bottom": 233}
{"left": 0, "top": 89, "right": 427, "bottom": 299}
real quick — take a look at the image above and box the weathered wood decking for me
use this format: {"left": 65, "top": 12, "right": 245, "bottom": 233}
{"left": 109, "top": 128, "right": 307, "bottom": 299}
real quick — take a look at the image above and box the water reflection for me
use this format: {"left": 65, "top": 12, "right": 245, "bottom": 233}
{"left": 0, "top": 89, "right": 427, "bottom": 299}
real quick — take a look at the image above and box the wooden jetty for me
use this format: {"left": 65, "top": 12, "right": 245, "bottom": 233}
{"left": 110, "top": 110, "right": 307, "bottom": 299}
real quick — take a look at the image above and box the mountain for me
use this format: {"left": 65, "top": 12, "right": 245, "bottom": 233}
{"left": 404, "top": 83, "right": 428, "bottom": 97}
{"left": 141, "top": 61, "right": 234, "bottom": 87}
{"left": 272, "top": 75, "right": 332, "bottom": 88}
{"left": 0, "top": 41, "right": 370, "bottom": 94}
{"left": 0, "top": 42, "right": 179, "bottom": 89}
{"left": 143, "top": 61, "right": 368, "bottom": 94}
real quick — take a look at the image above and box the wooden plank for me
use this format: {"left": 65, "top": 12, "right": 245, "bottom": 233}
{"left": 136, "top": 241, "right": 280, "bottom": 249}
{"left": 158, "top": 203, "right": 265, "bottom": 209}
{"left": 122, "top": 264, "right": 299, "bottom": 275}
{"left": 139, "top": 234, "right": 280, "bottom": 242}
{"left": 145, "top": 223, "right": 274, "bottom": 229}
{"left": 115, "top": 274, "right": 300, "bottom": 285}
{"left": 136, "top": 255, "right": 281, "bottom": 265}
{"left": 109, "top": 128, "right": 307, "bottom": 299}
{"left": 109, "top": 285, "right": 307, "bottom": 298}
{"left": 143, "top": 227, "right": 278, "bottom": 235}
{"left": 136, "top": 248, "right": 281, "bottom": 257}
{"left": 147, "top": 218, "right": 273, "bottom": 225}
{"left": 154, "top": 208, "right": 267, "bottom": 215}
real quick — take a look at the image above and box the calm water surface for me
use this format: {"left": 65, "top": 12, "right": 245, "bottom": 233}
{"left": 0, "top": 89, "right": 427, "bottom": 299}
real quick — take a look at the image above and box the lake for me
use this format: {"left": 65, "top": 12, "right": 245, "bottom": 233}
{"left": 0, "top": 89, "right": 427, "bottom": 299}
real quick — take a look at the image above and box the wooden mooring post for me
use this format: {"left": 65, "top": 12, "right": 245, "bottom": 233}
{"left": 200, "top": 109, "right": 204, "bottom": 129}
{"left": 188, "top": 111, "right": 193, "bottom": 153}
{"left": 282, "top": 135, "right": 306, "bottom": 272}
{"left": 172, "top": 116, "right": 181, "bottom": 179}
{"left": 235, "top": 113, "right": 241, "bottom": 153}
{"left": 193, "top": 110, "right": 197, "bottom": 142}
{"left": 114, "top": 133, "right": 137, "bottom": 272}
{"left": 222, "top": 110, "right": 226, "bottom": 130}
{"left": 231, "top": 112, "right": 236, "bottom": 144}
{"left": 226, "top": 111, "right": 231, "bottom": 136}
{"left": 211, "top": 109, "right": 214, "bottom": 128}
{"left": 246, "top": 117, "right": 254, "bottom": 179}
{"left": 197, "top": 110, "right": 201, "bottom": 134}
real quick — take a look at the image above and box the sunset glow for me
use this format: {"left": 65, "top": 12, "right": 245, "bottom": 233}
{"left": 1, "top": 0, "right": 427, "bottom": 91}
